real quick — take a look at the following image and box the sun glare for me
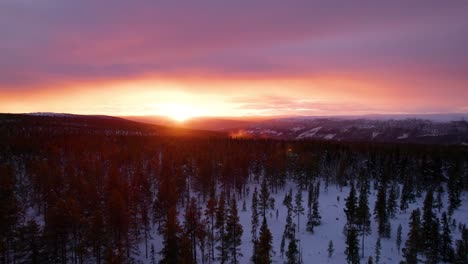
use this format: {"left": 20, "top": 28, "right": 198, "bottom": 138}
{"left": 158, "top": 103, "right": 199, "bottom": 122}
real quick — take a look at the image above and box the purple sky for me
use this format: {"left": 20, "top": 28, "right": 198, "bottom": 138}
{"left": 1, "top": 1, "right": 467, "bottom": 116}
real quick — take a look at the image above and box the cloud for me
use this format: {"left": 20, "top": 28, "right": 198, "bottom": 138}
{"left": 0, "top": 1, "right": 467, "bottom": 114}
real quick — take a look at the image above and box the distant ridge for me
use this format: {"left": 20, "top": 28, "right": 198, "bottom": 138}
{"left": 0, "top": 113, "right": 226, "bottom": 138}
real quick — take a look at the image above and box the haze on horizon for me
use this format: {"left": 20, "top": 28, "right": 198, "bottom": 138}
{"left": 1, "top": 1, "right": 468, "bottom": 121}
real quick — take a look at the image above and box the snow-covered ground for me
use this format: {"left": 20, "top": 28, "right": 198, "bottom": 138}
{"left": 137, "top": 181, "right": 468, "bottom": 264}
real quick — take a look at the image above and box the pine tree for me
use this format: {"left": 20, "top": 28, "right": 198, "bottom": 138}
{"left": 396, "top": 224, "right": 402, "bottom": 255}
{"left": 402, "top": 209, "right": 421, "bottom": 264}
{"left": 345, "top": 227, "right": 360, "bottom": 264}
{"left": 375, "top": 238, "right": 381, "bottom": 264}
{"left": 440, "top": 212, "right": 454, "bottom": 262}
{"left": 251, "top": 187, "right": 259, "bottom": 242}
{"left": 367, "top": 256, "right": 373, "bottom": 264}
{"left": 226, "top": 198, "right": 243, "bottom": 264}
{"left": 253, "top": 217, "right": 273, "bottom": 264}
{"left": 328, "top": 240, "right": 334, "bottom": 258}
{"left": 293, "top": 191, "right": 305, "bottom": 231}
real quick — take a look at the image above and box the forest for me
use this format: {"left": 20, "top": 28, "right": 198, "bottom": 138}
{"left": 1, "top": 128, "right": 467, "bottom": 264}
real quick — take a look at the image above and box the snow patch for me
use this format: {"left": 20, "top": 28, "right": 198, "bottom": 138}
{"left": 296, "top": 127, "right": 322, "bottom": 139}
{"left": 290, "top": 126, "right": 304, "bottom": 132}
{"left": 372, "top": 132, "right": 380, "bottom": 139}
{"left": 397, "top": 133, "right": 409, "bottom": 139}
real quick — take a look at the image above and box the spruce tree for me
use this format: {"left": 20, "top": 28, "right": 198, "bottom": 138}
{"left": 345, "top": 227, "right": 360, "bottom": 264}
{"left": 344, "top": 183, "right": 358, "bottom": 234}
{"left": 183, "top": 197, "right": 202, "bottom": 263}
{"left": 447, "top": 161, "right": 462, "bottom": 215}
{"left": 374, "top": 185, "right": 390, "bottom": 238}
{"left": 454, "top": 227, "right": 468, "bottom": 264}
{"left": 294, "top": 191, "right": 305, "bottom": 231}
{"left": 387, "top": 185, "right": 398, "bottom": 219}
{"left": 150, "top": 244, "right": 156, "bottom": 264}
{"left": 251, "top": 187, "right": 259, "bottom": 242}
{"left": 396, "top": 224, "right": 402, "bottom": 255}
{"left": 400, "top": 175, "right": 415, "bottom": 212}
{"left": 216, "top": 192, "right": 228, "bottom": 263}
{"left": 421, "top": 189, "right": 437, "bottom": 255}
{"left": 375, "top": 238, "right": 381, "bottom": 264}
{"left": 159, "top": 206, "right": 181, "bottom": 264}
{"left": 306, "top": 199, "right": 321, "bottom": 234}
{"left": 402, "top": 209, "right": 421, "bottom": 264}
{"left": 328, "top": 240, "right": 334, "bottom": 258}
{"left": 307, "top": 183, "right": 314, "bottom": 215}
{"left": 259, "top": 177, "right": 270, "bottom": 219}
{"left": 283, "top": 189, "right": 295, "bottom": 241}
{"left": 226, "top": 198, "right": 243, "bottom": 264}
{"left": 440, "top": 212, "right": 454, "bottom": 262}
{"left": 280, "top": 235, "right": 286, "bottom": 259}
{"left": 253, "top": 217, "right": 273, "bottom": 264}
{"left": 357, "top": 184, "right": 371, "bottom": 258}
{"left": 311, "top": 200, "right": 321, "bottom": 226}
{"left": 286, "top": 238, "right": 299, "bottom": 264}
{"left": 204, "top": 193, "right": 217, "bottom": 263}
{"left": 435, "top": 186, "right": 444, "bottom": 212}
{"left": 425, "top": 217, "right": 440, "bottom": 264}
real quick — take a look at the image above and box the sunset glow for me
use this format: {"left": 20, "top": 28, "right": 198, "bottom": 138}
{"left": 0, "top": 1, "right": 467, "bottom": 118}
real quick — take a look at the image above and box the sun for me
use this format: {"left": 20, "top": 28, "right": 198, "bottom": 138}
{"left": 158, "top": 103, "right": 199, "bottom": 122}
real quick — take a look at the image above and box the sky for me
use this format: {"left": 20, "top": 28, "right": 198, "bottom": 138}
{"left": 1, "top": 1, "right": 468, "bottom": 120}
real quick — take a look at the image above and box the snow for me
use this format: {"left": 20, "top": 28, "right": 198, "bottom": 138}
{"left": 291, "top": 127, "right": 305, "bottom": 132}
{"left": 296, "top": 127, "right": 322, "bottom": 139}
{"left": 323, "top": 134, "right": 336, "bottom": 140}
{"left": 397, "top": 133, "right": 409, "bottom": 139}
{"left": 263, "top": 129, "right": 283, "bottom": 136}
{"left": 372, "top": 132, "right": 380, "bottom": 139}
{"left": 136, "top": 181, "right": 468, "bottom": 264}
